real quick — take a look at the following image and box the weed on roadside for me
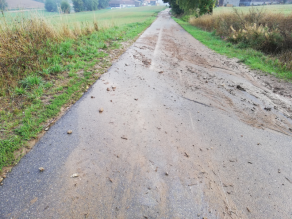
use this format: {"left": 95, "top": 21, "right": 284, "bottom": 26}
{"left": 188, "top": 8, "right": 292, "bottom": 73}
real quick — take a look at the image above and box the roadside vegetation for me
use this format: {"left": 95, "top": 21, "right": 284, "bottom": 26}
{"left": 0, "top": 6, "right": 165, "bottom": 172}
{"left": 165, "top": 0, "right": 292, "bottom": 79}
{"left": 189, "top": 8, "right": 292, "bottom": 75}
{"left": 61, "top": 0, "right": 70, "bottom": 13}
{"left": 175, "top": 18, "right": 291, "bottom": 78}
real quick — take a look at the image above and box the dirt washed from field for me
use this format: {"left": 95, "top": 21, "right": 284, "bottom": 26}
{"left": 1, "top": 9, "right": 292, "bottom": 219}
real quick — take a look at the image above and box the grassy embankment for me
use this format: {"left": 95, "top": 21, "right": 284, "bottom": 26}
{"left": 175, "top": 5, "right": 292, "bottom": 79}
{"left": 0, "top": 6, "right": 166, "bottom": 172}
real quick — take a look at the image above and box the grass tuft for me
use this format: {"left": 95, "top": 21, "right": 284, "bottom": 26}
{"left": 20, "top": 75, "right": 44, "bottom": 89}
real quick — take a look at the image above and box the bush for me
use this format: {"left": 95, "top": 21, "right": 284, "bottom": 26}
{"left": 163, "top": 0, "right": 184, "bottom": 15}
{"left": 0, "top": 0, "right": 7, "bottom": 10}
{"left": 229, "top": 23, "right": 284, "bottom": 53}
{"left": 73, "top": 0, "right": 100, "bottom": 12}
{"left": 84, "top": 0, "right": 98, "bottom": 11}
{"left": 45, "top": 0, "right": 57, "bottom": 12}
{"left": 72, "top": 0, "right": 84, "bottom": 12}
{"left": 181, "top": 15, "right": 190, "bottom": 22}
{"left": 61, "top": 0, "right": 70, "bottom": 13}
{"left": 98, "top": 0, "right": 109, "bottom": 9}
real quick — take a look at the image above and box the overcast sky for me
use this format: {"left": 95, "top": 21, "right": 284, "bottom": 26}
{"left": 157, "top": 0, "right": 168, "bottom": 5}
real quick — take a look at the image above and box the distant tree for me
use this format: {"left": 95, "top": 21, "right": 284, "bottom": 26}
{"left": 163, "top": 0, "right": 184, "bottom": 14}
{"left": 177, "top": 0, "right": 216, "bottom": 14}
{"left": 45, "top": 0, "right": 58, "bottom": 12}
{"left": 0, "top": 0, "right": 7, "bottom": 10}
{"left": 84, "top": 0, "right": 98, "bottom": 10}
{"left": 163, "top": 0, "right": 215, "bottom": 15}
{"left": 72, "top": 0, "right": 84, "bottom": 12}
{"left": 61, "top": 0, "right": 71, "bottom": 13}
{"left": 98, "top": 0, "right": 109, "bottom": 8}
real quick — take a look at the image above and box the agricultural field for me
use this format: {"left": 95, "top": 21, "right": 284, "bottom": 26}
{"left": 7, "top": 0, "right": 44, "bottom": 9}
{"left": 5, "top": 6, "right": 166, "bottom": 27}
{"left": 49, "top": 7, "right": 167, "bottom": 27}
{"left": 0, "top": 6, "right": 166, "bottom": 172}
{"left": 214, "top": 4, "right": 292, "bottom": 14}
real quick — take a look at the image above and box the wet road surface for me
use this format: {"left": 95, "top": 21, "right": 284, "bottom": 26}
{"left": 1, "top": 9, "right": 292, "bottom": 219}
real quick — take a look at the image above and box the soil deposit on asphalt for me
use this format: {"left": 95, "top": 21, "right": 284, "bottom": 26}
{"left": 1, "top": 9, "right": 292, "bottom": 219}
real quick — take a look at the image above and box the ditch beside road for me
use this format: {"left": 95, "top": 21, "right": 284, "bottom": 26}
{"left": 1, "top": 9, "right": 292, "bottom": 218}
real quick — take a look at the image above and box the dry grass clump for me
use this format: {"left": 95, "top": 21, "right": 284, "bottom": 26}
{"left": 0, "top": 13, "right": 99, "bottom": 96}
{"left": 189, "top": 8, "right": 292, "bottom": 70}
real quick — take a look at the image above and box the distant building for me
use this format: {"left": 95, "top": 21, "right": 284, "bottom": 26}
{"left": 240, "top": 0, "right": 274, "bottom": 6}
{"left": 135, "top": 1, "right": 142, "bottom": 7}
{"left": 141, "top": 0, "right": 150, "bottom": 5}
{"left": 218, "top": 0, "right": 239, "bottom": 6}
{"left": 108, "top": 0, "right": 159, "bottom": 8}
{"left": 218, "top": 0, "right": 274, "bottom": 6}
{"left": 109, "top": 0, "right": 136, "bottom": 8}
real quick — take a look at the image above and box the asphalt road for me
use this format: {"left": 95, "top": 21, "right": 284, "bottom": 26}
{"left": 1, "top": 9, "right": 292, "bottom": 219}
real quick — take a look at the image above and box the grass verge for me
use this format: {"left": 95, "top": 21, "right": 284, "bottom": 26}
{"left": 0, "top": 17, "right": 158, "bottom": 173}
{"left": 174, "top": 18, "right": 292, "bottom": 79}
{"left": 0, "top": 6, "right": 165, "bottom": 96}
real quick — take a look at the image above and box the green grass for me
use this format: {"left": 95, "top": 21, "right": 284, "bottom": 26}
{"left": 0, "top": 11, "right": 162, "bottom": 172}
{"left": 3, "top": 6, "right": 166, "bottom": 28}
{"left": 214, "top": 4, "right": 292, "bottom": 14}
{"left": 174, "top": 18, "right": 292, "bottom": 79}
{"left": 50, "top": 7, "right": 165, "bottom": 25}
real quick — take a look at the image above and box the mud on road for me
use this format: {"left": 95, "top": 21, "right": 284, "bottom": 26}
{"left": 1, "top": 9, "right": 292, "bottom": 219}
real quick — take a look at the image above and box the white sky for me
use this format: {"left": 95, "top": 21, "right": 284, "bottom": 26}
{"left": 157, "top": 0, "right": 168, "bottom": 5}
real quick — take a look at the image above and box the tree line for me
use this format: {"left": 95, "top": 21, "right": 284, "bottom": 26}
{"left": 0, "top": 0, "right": 7, "bottom": 10}
{"left": 45, "top": 0, "right": 110, "bottom": 13}
{"left": 163, "top": 0, "right": 216, "bottom": 15}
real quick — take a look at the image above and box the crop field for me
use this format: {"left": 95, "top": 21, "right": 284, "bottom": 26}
{"left": 50, "top": 7, "right": 166, "bottom": 27}
{"left": 0, "top": 6, "right": 166, "bottom": 172}
{"left": 7, "top": 0, "right": 44, "bottom": 9}
{"left": 5, "top": 6, "right": 166, "bottom": 27}
{"left": 214, "top": 4, "right": 292, "bottom": 14}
